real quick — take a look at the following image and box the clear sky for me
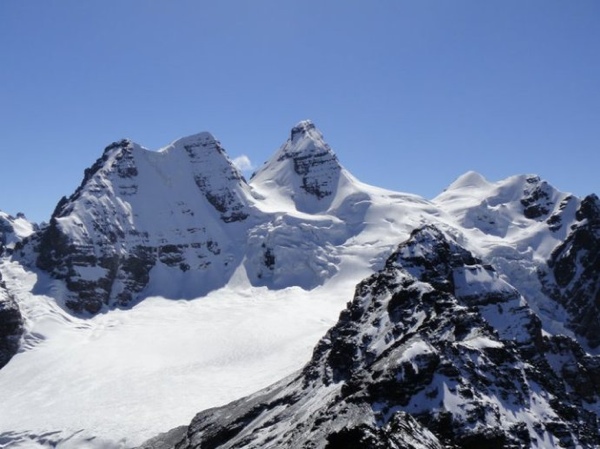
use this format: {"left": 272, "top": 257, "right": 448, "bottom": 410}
{"left": 1, "top": 1, "right": 599, "bottom": 223}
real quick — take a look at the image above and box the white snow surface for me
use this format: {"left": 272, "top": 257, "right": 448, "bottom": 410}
{"left": 0, "top": 124, "right": 587, "bottom": 448}
{"left": 0, "top": 261, "right": 344, "bottom": 448}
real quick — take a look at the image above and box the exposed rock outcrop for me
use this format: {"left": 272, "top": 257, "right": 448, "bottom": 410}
{"left": 0, "top": 272, "right": 23, "bottom": 369}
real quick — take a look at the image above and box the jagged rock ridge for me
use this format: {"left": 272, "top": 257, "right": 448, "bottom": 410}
{"left": 433, "top": 171, "right": 600, "bottom": 350}
{"left": 150, "top": 226, "right": 600, "bottom": 449}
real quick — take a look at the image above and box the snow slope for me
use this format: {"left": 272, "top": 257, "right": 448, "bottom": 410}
{"left": 0, "top": 260, "right": 344, "bottom": 448}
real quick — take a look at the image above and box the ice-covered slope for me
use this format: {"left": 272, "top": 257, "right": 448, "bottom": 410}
{"left": 154, "top": 226, "right": 600, "bottom": 449}
{"left": 0, "top": 259, "right": 347, "bottom": 448}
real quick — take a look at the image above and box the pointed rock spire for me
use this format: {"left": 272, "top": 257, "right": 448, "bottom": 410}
{"left": 289, "top": 119, "right": 318, "bottom": 144}
{"left": 279, "top": 119, "right": 336, "bottom": 161}
{"left": 251, "top": 120, "right": 349, "bottom": 213}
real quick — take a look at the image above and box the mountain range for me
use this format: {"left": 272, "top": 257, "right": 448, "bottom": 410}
{"left": 0, "top": 121, "right": 599, "bottom": 448}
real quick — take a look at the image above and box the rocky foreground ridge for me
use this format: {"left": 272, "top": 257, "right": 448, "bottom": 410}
{"left": 145, "top": 226, "right": 600, "bottom": 449}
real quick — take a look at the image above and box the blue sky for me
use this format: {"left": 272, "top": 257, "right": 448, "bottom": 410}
{"left": 2, "top": 1, "right": 599, "bottom": 223}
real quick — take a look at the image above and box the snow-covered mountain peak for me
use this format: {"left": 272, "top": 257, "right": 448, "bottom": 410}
{"left": 157, "top": 131, "right": 252, "bottom": 221}
{"left": 168, "top": 131, "right": 218, "bottom": 144}
{"left": 159, "top": 131, "right": 225, "bottom": 160}
{"left": 251, "top": 121, "right": 360, "bottom": 214}
{"left": 434, "top": 172, "right": 572, "bottom": 242}
{"left": 24, "top": 131, "right": 259, "bottom": 314}
{"left": 282, "top": 119, "right": 334, "bottom": 161}
{"left": 439, "top": 171, "right": 558, "bottom": 205}
{"left": 444, "top": 170, "right": 491, "bottom": 191}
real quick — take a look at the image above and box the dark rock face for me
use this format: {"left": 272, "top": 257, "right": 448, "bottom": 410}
{"left": 149, "top": 226, "right": 600, "bottom": 448}
{"left": 291, "top": 150, "right": 339, "bottom": 200}
{"left": 520, "top": 175, "right": 555, "bottom": 220}
{"left": 34, "top": 202, "right": 157, "bottom": 315}
{"left": 0, "top": 272, "right": 23, "bottom": 369}
{"left": 0, "top": 217, "right": 12, "bottom": 256}
{"left": 184, "top": 137, "right": 249, "bottom": 223}
{"left": 546, "top": 195, "right": 577, "bottom": 232}
{"left": 168, "top": 381, "right": 441, "bottom": 449}
{"left": 138, "top": 426, "right": 188, "bottom": 449}
{"left": 541, "top": 194, "right": 600, "bottom": 348}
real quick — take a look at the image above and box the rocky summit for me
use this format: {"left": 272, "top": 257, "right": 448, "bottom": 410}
{"left": 1, "top": 121, "right": 600, "bottom": 448}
